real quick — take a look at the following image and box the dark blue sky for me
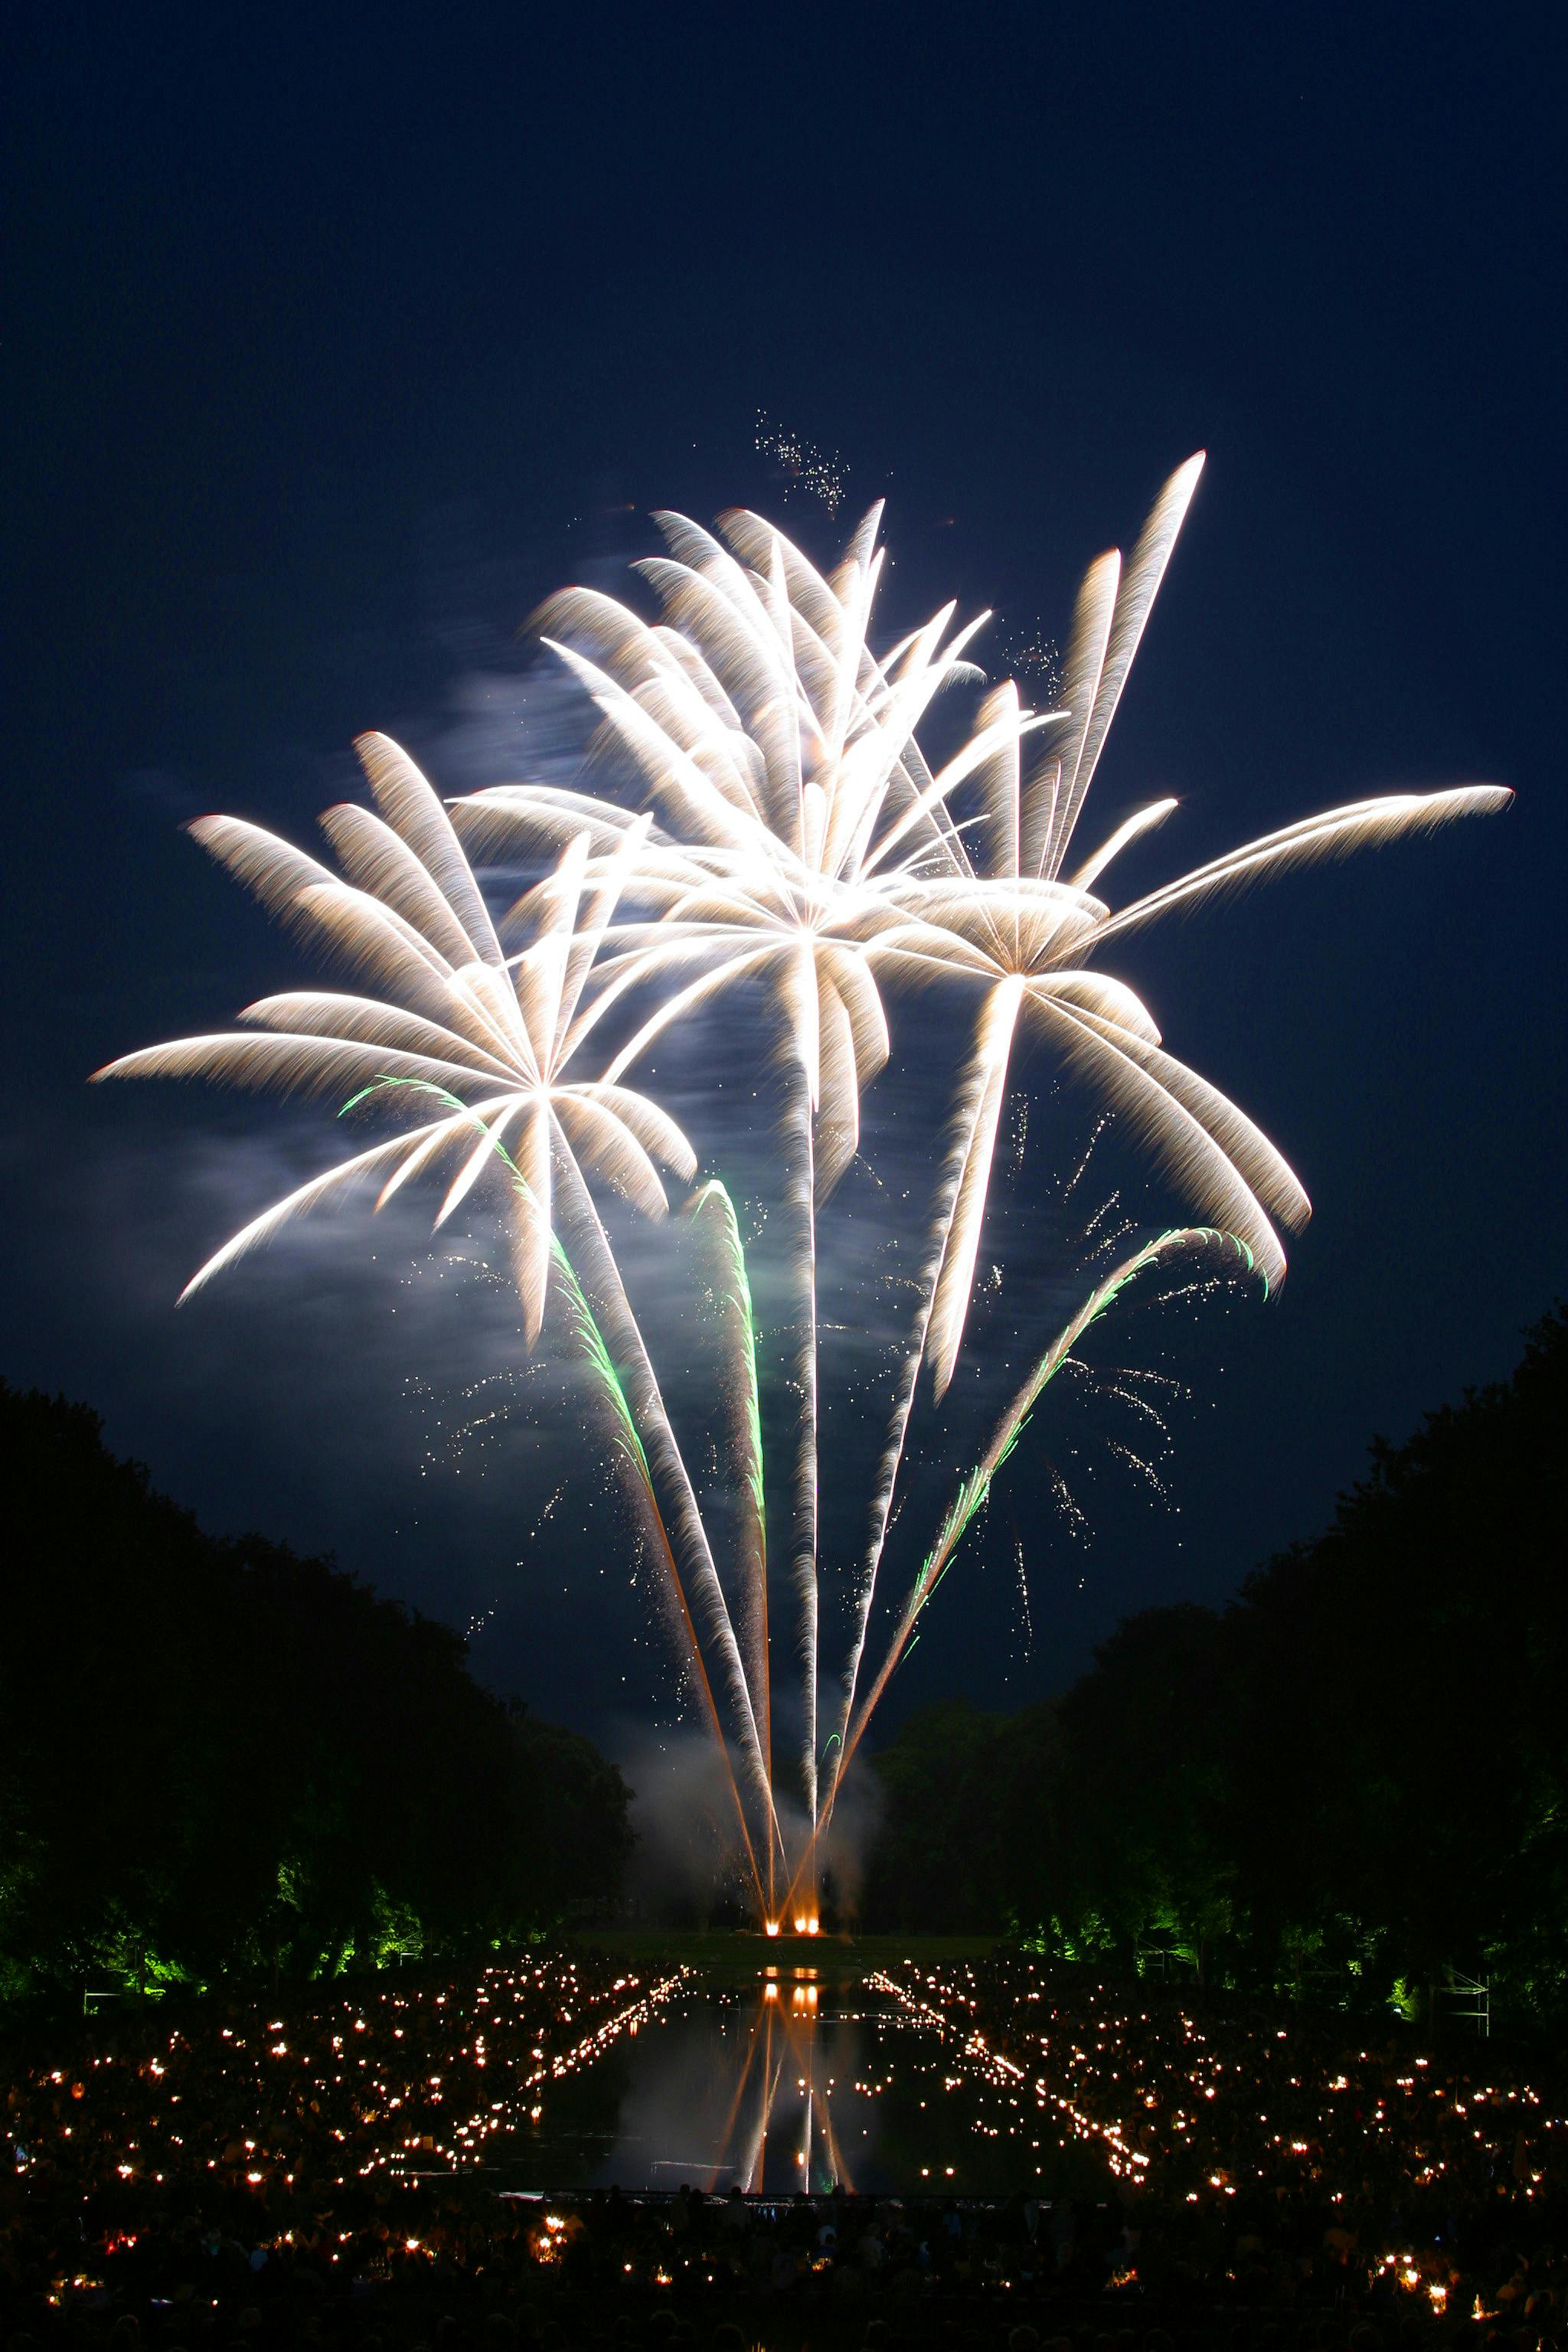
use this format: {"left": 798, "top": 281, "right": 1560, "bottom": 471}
{"left": 5, "top": 2, "right": 1561, "bottom": 1753}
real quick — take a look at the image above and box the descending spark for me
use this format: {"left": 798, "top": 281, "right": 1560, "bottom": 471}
{"left": 1048, "top": 1463, "right": 1090, "bottom": 1547}
{"left": 1103, "top": 1436, "right": 1170, "bottom": 1500}
{"left": 1008, "top": 1093, "right": 1030, "bottom": 1179}
{"left": 918, "top": 1231, "right": 1248, "bottom": 1619}
{"left": 1062, "top": 1110, "right": 1111, "bottom": 1202}
{"left": 754, "top": 412, "right": 849, "bottom": 515}
{"left": 997, "top": 622, "right": 1063, "bottom": 696}
{"left": 1015, "top": 1534, "right": 1034, "bottom": 1663}
{"left": 1080, "top": 1187, "right": 1124, "bottom": 1240}
{"left": 1074, "top": 1362, "right": 1179, "bottom": 1437}
{"left": 530, "top": 1484, "right": 566, "bottom": 1536}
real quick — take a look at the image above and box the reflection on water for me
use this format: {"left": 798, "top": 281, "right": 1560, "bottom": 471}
{"left": 634, "top": 1975, "right": 858, "bottom": 2196}
{"left": 486, "top": 1973, "right": 1108, "bottom": 2201}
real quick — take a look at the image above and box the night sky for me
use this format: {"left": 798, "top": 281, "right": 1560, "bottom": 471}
{"left": 6, "top": 5, "right": 1561, "bottom": 1757}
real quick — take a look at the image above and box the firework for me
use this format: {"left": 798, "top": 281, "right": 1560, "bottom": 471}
{"left": 96, "top": 459, "right": 1508, "bottom": 1923}
{"left": 754, "top": 412, "right": 849, "bottom": 516}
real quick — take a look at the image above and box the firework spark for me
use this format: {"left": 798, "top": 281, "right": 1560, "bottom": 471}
{"left": 997, "top": 622, "right": 1063, "bottom": 697}
{"left": 754, "top": 412, "right": 849, "bottom": 516}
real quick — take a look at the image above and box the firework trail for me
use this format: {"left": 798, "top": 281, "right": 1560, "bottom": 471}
{"left": 781, "top": 950, "right": 823, "bottom": 1838}
{"left": 795, "top": 1227, "right": 1257, "bottom": 1898}
{"left": 686, "top": 1179, "right": 776, "bottom": 1901}
{"left": 822, "top": 982, "right": 1028, "bottom": 1826}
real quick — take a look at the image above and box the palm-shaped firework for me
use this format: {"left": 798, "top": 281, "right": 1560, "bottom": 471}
{"left": 455, "top": 509, "right": 1001, "bottom": 1821}
{"left": 95, "top": 740, "right": 786, "bottom": 1896}
{"left": 97, "top": 464, "right": 1508, "bottom": 1928}
{"left": 97, "top": 736, "right": 694, "bottom": 1325}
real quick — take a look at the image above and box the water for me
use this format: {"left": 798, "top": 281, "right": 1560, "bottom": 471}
{"left": 471, "top": 1974, "right": 1110, "bottom": 2200}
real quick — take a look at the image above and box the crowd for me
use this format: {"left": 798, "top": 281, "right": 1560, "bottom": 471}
{"left": 5, "top": 1960, "right": 684, "bottom": 2193}
{"left": 5, "top": 1955, "right": 1568, "bottom": 2352}
{"left": 878, "top": 1962, "right": 1568, "bottom": 2329}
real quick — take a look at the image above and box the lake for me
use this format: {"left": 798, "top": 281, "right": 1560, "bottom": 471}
{"left": 471, "top": 1968, "right": 1112, "bottom": 2200}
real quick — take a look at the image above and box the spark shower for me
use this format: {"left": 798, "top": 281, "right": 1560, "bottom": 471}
{"left": 96, "top": 456, "right": 1507, "bottom": 1926}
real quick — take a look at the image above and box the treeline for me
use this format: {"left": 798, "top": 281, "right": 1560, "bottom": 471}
{"left": 0, "top": 1383, "right": 631, "bottom": 2002}
{"left": 864, "top": 1306, "right": 1568, "bottom": 2030}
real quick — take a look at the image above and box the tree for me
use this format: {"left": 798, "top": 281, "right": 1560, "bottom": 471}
{"left": 862, "top": 1309, "right": 1568, "bottom": 2027}
{"left": 0, "top": 1381, "right": 632, "bottom": 2000}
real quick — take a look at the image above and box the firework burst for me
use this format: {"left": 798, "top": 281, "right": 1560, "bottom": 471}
{"left": 96, "top": 458, "right": 1508, "bottom": 1924}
